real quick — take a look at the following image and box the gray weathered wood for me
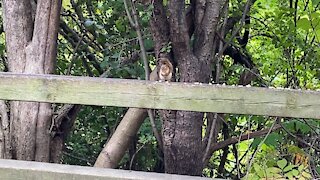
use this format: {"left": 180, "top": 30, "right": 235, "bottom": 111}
{"left": 0, "top": 72, "right": 319, "bottom": 119}
{"left": 0, "top": 159, "right": 212, "bottom": 180}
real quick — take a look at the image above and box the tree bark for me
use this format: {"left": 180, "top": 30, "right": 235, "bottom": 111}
{"left": 149, "top": 0, "right": 224, "bottom": 175}
{"left": 0, "top": 100, "right": 10, "bottom": 159}
{"left": 50, "top": 104, "right": 82, "bottom": 163}
{"left": 2, "top": 0, "right": 61, "bottom": 161}
{"left": 94, "top": 108, "right": 147, "bottom": 168}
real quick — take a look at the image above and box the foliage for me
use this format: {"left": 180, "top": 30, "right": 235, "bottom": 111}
{"left": 60, "top": 0, "right": 320, "bottom": 177}
{"left": 204, "top": 0, "right": 320, "bottom": 177}
{"left": 57, "top": 0, "right": 160, "bottom": 171}
{"left": 244, "top": 145, "right": 312, "bottom": 180}
{"left": 63, "top": 106, "right": 125, "bottom": 166}
{"left": 0, "top": 0, "right": 319, "bottom": 178}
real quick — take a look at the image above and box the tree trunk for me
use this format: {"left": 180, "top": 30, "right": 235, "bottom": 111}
{"left": 2, "top": 0, "right": 61, "bottom": 161}
{"left": 149, "top": 0, "right": 223, "bottom": 175}
{"left": 94, "top": 108, "right": 147, "bottom": 168}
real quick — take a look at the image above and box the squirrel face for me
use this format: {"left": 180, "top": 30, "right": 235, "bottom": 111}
{"left": 159, "top": 58, "right": 173, "bottom": 81}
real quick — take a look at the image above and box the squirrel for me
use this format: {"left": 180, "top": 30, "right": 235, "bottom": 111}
{"left": 150, "top": 58, "right": 173, "bottom": 82}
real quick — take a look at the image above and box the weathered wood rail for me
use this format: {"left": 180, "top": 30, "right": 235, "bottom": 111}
{"left": 0, "top": 72, "right": 320, "bottom": 119}
{"left": 0, "top": 73, "right": 319, "bottom": 179}
{"left": 0, "top": 159, "right": 212, "bottom": 180}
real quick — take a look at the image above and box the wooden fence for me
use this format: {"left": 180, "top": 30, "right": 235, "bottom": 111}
{"left": 0, "top": 72, "right": 319, "bottom": 119}
{"left": 0, "top": 159, "right": 212, "bottom": 180}
{"left": 0, "top": 72, "right": 319, "bottom": 179}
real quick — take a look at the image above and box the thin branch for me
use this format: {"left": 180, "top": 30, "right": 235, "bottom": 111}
{"left": 217, "top": 124, "right": 230, "bottom": 175}
{"left": 202, "top": 123, "right": 281, "bottom": 169}
{"left": 237, "top": 122, "right": 245, "bottom": 178}
{"left": 245, "top": 120, "right": 277, "bottom": 179}
{"left": 147, "top": 110, "right": 163, "bottom": 149}
{"left": 129, "top": 143, "right": 146, "bottom": 170}
{"left": 279, "top": 121, "right": 320, "bottom": 151}
{"left": 60, "top": 20, "right": 103, "bottom": 74}
{"left": 82, "top": 58, "right": 94, "bottom": 76}
{"left": 70, "top": 0, "right": 102, "bottom": 51}
{"left": 123, "top": 0, "right": 162, "bottom": 150}
{"left": 215, "top": 0, "right": 229, "bottom": 81}
{"left": 210, "top": 124, "right": 281, "bottom": 153}
{"left": 202, "top": 113, "right": 219, "bottom": 164}
{"left": 130, "top": 0, "right": 150, "bottom": 79}
{"left": 67, "top": 34, "right": 84, "bottom": 75}
{"left": 299, "top": 119, "right": 319, "bottom": 136}
{"left": 202, "top": 113, "right": 213, "bottom": 147}
{"left": 217, "top": 0, "right": 253, "bottom": 58}
{"left": 123, "top": 0, "right": 136, "bottom": 28}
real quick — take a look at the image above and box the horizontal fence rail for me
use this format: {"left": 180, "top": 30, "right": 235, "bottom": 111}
{"left": 0, "top": 73, "right": 319, "bottom": 119}
{"left": 0, "top": 159, "right": 211, "bottom": 180}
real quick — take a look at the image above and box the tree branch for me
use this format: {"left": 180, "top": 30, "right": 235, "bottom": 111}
{"left": 217, "top": 0, "right": 253, "bottom": 57}
{"left": 279, "top": 121, "right": 320, "bottom": 151}
{"left": 202, "top": 124, "right": 281, "bottom": 166}
{"left": 194, "top": 0, "right": 224, "bottom": 60}
{"left": 123, "top": 0, "right": 162, "bottom": 150}
{"left": 70, "top": 0, "right": 102, "bottom": 51}
{"left": 202, "top": 113, "right": 221, "bottom": 163}
{"left": 168, "top": 0, "right": 192, "bottom": 58}
{"left": 123, "top": 0, "right": 137, "bottom": 28}
{"left": 150, "top": 0, "right": 171, "bottom": 60}
{"left": 60, "top": 20, "right": 103, "bottom": 74}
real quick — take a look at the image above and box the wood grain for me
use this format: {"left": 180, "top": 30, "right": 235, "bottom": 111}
{"left": 0, "top": 73, "right": 319, "bottom": 119}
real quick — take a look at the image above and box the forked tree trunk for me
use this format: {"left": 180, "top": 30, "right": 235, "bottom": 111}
{"left": 151, "top": 0, "right": 223, "bottom": 175}
{"left": 95, "top": 0, "right": 224, "bottom": 175}
{"left": 1, "top": 0, "right": 61, "bottom": 161}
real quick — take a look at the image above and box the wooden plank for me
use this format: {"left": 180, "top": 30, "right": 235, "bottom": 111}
{"left": 0, "top": 159, "right": 212, "bottom": 180}
{"left": 0, "top": 72, "right": 319, "bottom": 119}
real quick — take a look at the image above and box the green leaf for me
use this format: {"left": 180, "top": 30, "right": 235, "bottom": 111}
{"left": 316, "top": 29, "right": 320, "bottom": 42}
{"left": 244, "top": 174, "right": 260, "bottom": 180}
{"left": 277, "top": 159, "right": 287, "bottom": 169}
{"left": 285, "top": 172, "right": 294, "bottom": 179}
{"left": 62, "top": 0, "right": 71, "bottom": 10}
{"left": 317, "top": 166, "right": 320, "bottom": 174}
{"left": 100, "top": 59, "right": 109, "bottom": 69}
{"left": 291, "top": 169, "right": 299, "bottom": 177}
{"left": 297, "top": 18, "right": 311, "bottom": 31}
{"left": 111, "top": 52, "right": 120, "bottom": 59}
{"left": 163, "top": 0, "right": 168, "bottom": 6}
{"left": 144, "top": 39, "right": 154, "bottom": 50}
{"left": 253, "top": 163, "right": 265, "bottom": 178}
{"left": 283, "top": 164, "right": 294, "bottom": 172}
{"left": 264, "top": 133, "right": 281, "bottom": 146}
{"left": 296, "top": 121, "right": 312, "bottom": 133}
{"left": 312, "top": 0, "right": 320, "bottom": 6}
{"left": 266, "top": 167, "right": 282, "bottom": 175}
{"left": 252, "top": 137, "right": 263, "bottom": 148}
{"left": 115, "top": 19, "right": 125, "bottom": 32}
{"left": 287, "top": 145, "right": 303, "bottom": 154}
{"left": 298, "top": 164, "right": 305, "bottom": 172}
{"left": 302, "top": 171, "right": 312, "bottom": 178}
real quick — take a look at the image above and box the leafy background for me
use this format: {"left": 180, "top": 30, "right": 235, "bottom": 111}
{"left": 1, "top": 0, "right": 320, "bottom": 179}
